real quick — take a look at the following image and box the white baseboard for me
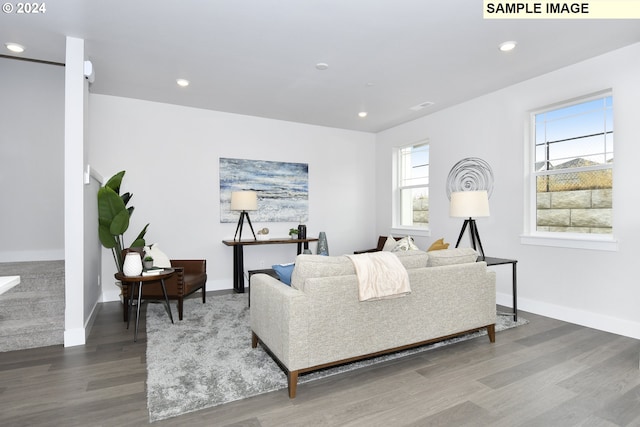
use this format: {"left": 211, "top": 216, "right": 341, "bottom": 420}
{"left": 0, "top": 250, "right": 65, "bottom": 262}
{"left": 101, "top": 288, "right": 123, "bottom": 303}
{"left": 498, "top": 292, "right": 640, "bottom": 340}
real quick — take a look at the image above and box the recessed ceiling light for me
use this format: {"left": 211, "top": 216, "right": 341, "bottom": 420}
{"left": 176, "top": 78, "right": 190, "bottom": 87}
{"left": 358, "top": 112, "right": 368, "bottom": 118}
{"left": 315, "top": 62, "right": 329, "bottom": 71}
{"left": 499, "top": 41, "right": 517, "bottom": 52}
{"left": 5, "top": 43, "right": 25, "bottom": 53}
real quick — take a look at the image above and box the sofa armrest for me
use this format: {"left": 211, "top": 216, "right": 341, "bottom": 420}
{"left": 250, "top": 273, "right": 310, "bottom": 371}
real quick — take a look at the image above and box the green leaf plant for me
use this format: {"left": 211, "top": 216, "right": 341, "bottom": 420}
{"left": 97, "top": 171, "right": 149, "bottom": 273}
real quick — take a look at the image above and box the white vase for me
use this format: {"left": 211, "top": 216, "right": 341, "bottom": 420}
{"left": 123, "top": 252, "right": 143, "bottom": 276}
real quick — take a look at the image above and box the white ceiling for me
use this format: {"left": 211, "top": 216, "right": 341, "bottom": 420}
{"left": 2, "top": 1, "right": 639, "bottom": 132}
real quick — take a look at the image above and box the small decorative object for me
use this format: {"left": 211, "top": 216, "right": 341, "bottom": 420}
{"left": 256, "top": 227, "right": 270, "bottom": 241}
{"left": 298, "top": 222, "right": 309, "bottom": 251}
{"left": 297, "top": 224, "right": 307, "bottom": 240}
{"left": 317, "top": 231, "right": 329, "bottom": 256}
{"left": 446, "top": 157, "right": 494, "bottom": 200}
{"left": 289, "top": 228, "right": 299, "bottom": 238}
{"left": 123, "top": 252, "right": 143, "bottom": 277}
{"left": 143, "top": 256, "right": 154, "bottom": 270}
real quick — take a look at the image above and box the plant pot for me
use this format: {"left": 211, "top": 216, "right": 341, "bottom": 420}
{"left": 143, "top": 260, "right": 154, "bottom": 269}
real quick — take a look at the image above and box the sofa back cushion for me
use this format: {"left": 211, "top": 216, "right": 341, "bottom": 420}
{"left": 426, "top": 247, "right": 478, "bottom": 267}
{"left": 291, "top": 255, "right": 353, "bottom": 291}
{"left": 291, "top": 251, "right": 429, "bottom": 291}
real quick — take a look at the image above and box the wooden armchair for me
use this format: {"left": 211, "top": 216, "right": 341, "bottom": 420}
{"left": 121, "top": 259, "right": 207, "bottom": 321}
{"left": 353, "top": 236, "right": 401, "bottom": 254}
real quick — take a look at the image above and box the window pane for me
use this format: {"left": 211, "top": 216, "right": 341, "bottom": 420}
{"left": 533, "top": 95, "right": 613, "bottom": 235}
{"left": 400, "top": 144, "right": 429, "bottom": 187}
{"left": 400, "top": 187, "right": 429, "bottom": 227}
{"left": 537, "top": 169, "right": 612, "bottom": 193}
{"left": 548, "top": 134, "right": 609, "bottom": 168}
{"left": 535, "top": 95, "right": 612, "bottom": 172}
{"left": 545, "top": 109, "right": 606, "bottom": 143}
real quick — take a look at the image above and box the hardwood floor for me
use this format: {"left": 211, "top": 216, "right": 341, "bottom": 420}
{"left": 1, "top": 291, "right": 639, "bottom": 426}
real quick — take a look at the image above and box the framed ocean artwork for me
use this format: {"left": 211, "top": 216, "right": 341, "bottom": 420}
{"left": 219, "top": 157, "right": 309, "bottom": 223}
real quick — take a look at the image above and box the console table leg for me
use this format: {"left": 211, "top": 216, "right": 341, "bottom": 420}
{"left": 512, "top": 262, "right": 518, "bottom": 322}
{"left": 233, "top": 245, "right": 245, "bottom": 293}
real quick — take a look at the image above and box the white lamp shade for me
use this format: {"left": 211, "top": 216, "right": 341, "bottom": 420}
{"left": 450, "top": 191, "right": 490, "bottom": 218}
{"left": 230, "top": 191, "right": 257, "bottom": 211}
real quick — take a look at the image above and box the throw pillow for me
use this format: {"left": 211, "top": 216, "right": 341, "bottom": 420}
{"left": 426, "top": 248, "right": 478, "bottom": 267}
{"left": 427, "top": 238, "right": 450, "bottom": 252}
{"left": 391, "top": 235, "right": 419, "bottom": 252}
{"left": 382, "top": 235, "right": 398, "bottom": 251}
{"left": 272, "top": 262, "right": 295, "bottom": 286}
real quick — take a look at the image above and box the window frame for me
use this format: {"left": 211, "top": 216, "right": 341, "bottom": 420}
{"left": 521, "top": 91, "right": 618, "bottom": 251}
{"left": 392, "top": 140, "right": 430, "bottom": 237}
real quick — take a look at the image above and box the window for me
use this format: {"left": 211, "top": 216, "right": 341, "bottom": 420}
{"left": 395, "top": 141, "right": 429, "bottom": 230}
{"left": 529, "top": 93, "right": 613, "bottom": 239}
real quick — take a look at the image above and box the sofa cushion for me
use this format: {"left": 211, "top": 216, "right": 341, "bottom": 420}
{"left": 393, "top": 250, "right": 429, "bottom": 269}
{"left": 426, "top": 248, "right": 478, "bottom": 267}
{"left": 291, "top": 255, "right": 354, "bottom": 290}
{"left": 291, "top": 251, "right": 429, "bottom": 291}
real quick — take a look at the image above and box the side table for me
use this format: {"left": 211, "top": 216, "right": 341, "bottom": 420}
{"left": 115, "top": 268, "right": 175, "bottom": 342}
{"left": 480, "top": 257, "right": 518, "bottom": 321}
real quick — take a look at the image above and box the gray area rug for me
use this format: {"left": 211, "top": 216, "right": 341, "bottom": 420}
{"left": 146, "top": 293, "right": 527, "bottom": 422}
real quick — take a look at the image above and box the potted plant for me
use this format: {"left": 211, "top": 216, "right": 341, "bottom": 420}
{"left": 143, "top": 256, "right": 154, "bottom": 270}
{"left": 289, "top": 228, "right": 299, "bottom": 238}
{"left": 98, "top": 171, "right": 150, "bottom": 273}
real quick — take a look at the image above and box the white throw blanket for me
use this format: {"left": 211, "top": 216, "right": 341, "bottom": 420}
{"left": 346, "top": 252, "right": 411, "bottom": 302}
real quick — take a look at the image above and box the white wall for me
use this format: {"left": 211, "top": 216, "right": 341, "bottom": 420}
{"left": 0, "top": 58, "right": 64, "bottom": 261}
{"left": 88, "top": 95, "right": 377, "bottom": 300}
{"left": 376, "top": 42, "right": 640, "bottom": 338}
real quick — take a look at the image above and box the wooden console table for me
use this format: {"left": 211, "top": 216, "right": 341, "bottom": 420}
{"left": 223, "top": 238, "right": 318, "bottom": 293}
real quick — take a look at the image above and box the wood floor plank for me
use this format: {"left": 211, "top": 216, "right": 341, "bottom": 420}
{"left": 1, "top": 294, "right": 639, "bottom": 427}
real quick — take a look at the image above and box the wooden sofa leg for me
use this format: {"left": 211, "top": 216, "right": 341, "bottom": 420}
{"left": 251, "top": 332, "right": 258, "bottom": 348}
{"left": 178, "top": 298, "right": 184, "bottom": 321}
{"left": 288, "top": 371, "right": 299, "bottom": 398}
{"left": 487, "top": 324, "right": 496, "bottom": 343}
{"left": 202, "top": 286, "right": 206, "bottom": 303}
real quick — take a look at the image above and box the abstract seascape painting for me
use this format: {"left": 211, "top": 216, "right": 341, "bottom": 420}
{"left": 219, "top": 157, "right": 309, "bottom": 223}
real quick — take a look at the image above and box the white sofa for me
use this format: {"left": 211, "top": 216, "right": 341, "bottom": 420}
{"left": 250, "top": 248, "right": 496, "bottom": 398}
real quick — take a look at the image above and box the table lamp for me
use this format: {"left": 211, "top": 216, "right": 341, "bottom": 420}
{"left": 231, "top": 190, "right": 257, "bottom": 241}
{"left": 450, "top": 190, "right": 490, "bottom": 259}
